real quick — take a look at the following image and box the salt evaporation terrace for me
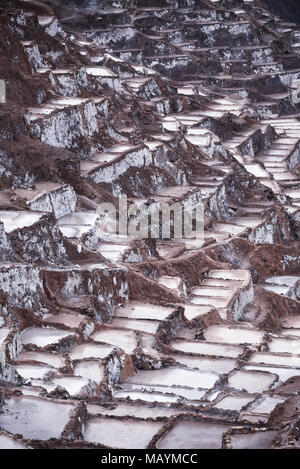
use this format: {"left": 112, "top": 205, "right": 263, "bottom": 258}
{"left": 0, "top": 0, "right": 299, "bottom": 450}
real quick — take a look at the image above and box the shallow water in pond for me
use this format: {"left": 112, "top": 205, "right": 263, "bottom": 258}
{"left": 0, "top": 211, "right": 43, "bottom": 233}
{"left": 87, "top": 403, "right": 187, "bottom": 419}
{"left": 21, "top": 328, "right": 74, "bottom": 348}
{"left": 208, "top": 270, "right": 246, "bottom": 281}
{"left": 204, "top": 325, "right": 264, "bottom": 345}
{"left": 244, "top": 365, "right": 300, "bottom": 382}
{"left": 266, "top": 276, "right": 300, "bottom": 287}
{"left": 86, "top": 66, "right": 115, "bottom": 77}
{"left": 191, "top": 286, "right": 234, "bottom": 297}
{"left": 115, "top": 302, "right": 174, "bottom": 320}
{"left": 171, "top": 355, "right": 236, "bottom": 374}
{"left": 248, "top": 395, "right": 285, "bottom": 414}
{"left": 74, "top": 361, "right": 104, "bottom": 384}
{"left": 0, "top": 434, "right": 29, "bottom": 449}
{"left": 230, "top": 431, "right": 278, "bottom": 449}
{"left": 213, "top": 222, "right": 246, "bottom": 236}
{"left": 52, "top": 376, "right": 90, "bottom": 396}
{"left": 128, "top": 367, "right": 218, "bottom": 389}
{"left": 44, "top": 313, "right": 84, "bottom": 328}
{"left": 213, "top": 395, "right": 253, "bottom": 411}
{"left": 114, "top": 390, "right": 179, "bottom": 403}
{"left": 244, "top": 165, "right": 270, "bottom": 178}
{"left": 0, "top": 328, "right": 10, "bottom": 343}
{"left": 282, "top": 316, "right": 300, "bottom": 328}
{"left": 249, "top": 352, "right": 300, "bottom": 367}
{"left": 68, "top": 343, "right": 114, "bottom": 360}
{"left": 158, "top": 276, "right": 181, "bottom": 291}
{"left": 58, "top": 212, "right": 98, "bottom": 225}
{"left": 84, "top": 417, "right": 162, "bottom": 449}
{"left": 157, "top": 421, "right": 228, "bottom": 449}
{"left": 268, "top": 337, "right": 300, "bottom": 354}
{"left": 190, "top": 296, "right": 230, "bottom": 307}
{"left": 228, "top": 370, "right": 276, "bottom": 393}
{"left": 182, "top": 304, "right": 213, "bottom": 321}
{"left": 18, "top": 351, "right": 65, "bottom": 369}
{"left": 261, "top": 284, "right": 290, "bottom": 295}
{"left": 171, "top": 340, "right": 242, "bottom": 358}
{"left": 0, "top": 396, "right": 73, "bottom": 440}
{"left": 110, "top": 318, "right": 159, "bottom": 334}
{"left": 91, "top": 328, "right": 137, "bottom": 354}
{"left": 15, "top": 364, "right": 57, "bottom": 380}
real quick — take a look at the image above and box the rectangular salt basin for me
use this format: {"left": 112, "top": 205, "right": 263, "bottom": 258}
{"left": 98, "top": 247, "right": 127, "bottom": 262}
{"left": 268, "top": 337, "right": 300, "bottom": 355}
{"left": 0, "top": 396, "right": 74, "bottom": 440}
{"left": 244, "top": 364, "right": 300, "bottom": 382}
{"left": 213, "top": 395, "right": 253, "bottom": 411}
{"left": 74, "top": 361, "right": 104, "bottom": 384}
{"left": 44, "top": 312, "right": 85, "bottom": 328}
{"left": 213, "top": 223, "right": 246, "bottom": 236}
{"left": 92, "top": 152, "right": 119, "bottom": 164}
{"left": 171, "top": 340, "right": 242, "bottom": 358}
{"left": 162, "top": 120, "right": 180, "bottom": 131}
{"left": 0, "top": 328, "right": 10, "bottom": 344}
{"left": 232, "top": 217, "right": 262, "bottom": 228}
{"left": 202, "top": 278, "right": 242, "bottom": 287}
{"left": 51, "top": 97, "right": 88, "bottom": 106}
{"left": 115, "top": 302, "right": 174, "bottom": 320}
{"left": 52, "top": 376, "right": 90, "bottom": 396}
{"left": 114, "top": 390, "right": 179, "bottom": 403}
{"left": 185, "top": 135, "right": 211, "bottom": 147}
{"left": 157, "top": 421, "right": 228, "bottom": 449}
{"left": 91, "top": 328, "right": 137, "bottom": 354}
{"left": 84, "top": 418, "right": 162, "bottom": 449}
{"left": 68, "top": 343, "right": 114, "bottom": 361}
{"left": 18, "top": 351, "right": 65, "bottom": 369}
{"left": 128, "top": 367, "right": 218, "bottom": 389}
{"left": 190, "top": 296, "right": 230, "bottom": 307}
{"left": 58, "top": 225, "right": 92, "bottom": 238}
{"left": 110, "top": 318, "right": 159, "bottom": 335}
{"left": 230, "top": 431, "right": 278, "bottom": 449}
{"left": 15, "top": 364, "right": 56, "bottom": 380}
{"left": 129, "top": 383, "right": 207, "bottom": 401}
{"left": 87, "top": 404, "right": 188, "bottom": 419}
{"left": 21, "top": 328, "right": 74, "bottom": 348}
{"left": 285, "top": 189, "right": 300, "bottom": 199}
{"left": 280, "top": 329, "right": 300, "bottom": 338}
{"left": 171, "top": 355, "right": 236, "bottom": 374}
{"left": 158, "top": 276, "right": 181, "bottom": 291}
{"left": 249, "top": 352, "right": 300, "bottom": 367}
{"left": 208, "top": 270, "right": 247, "bottom": 281}
{"left": 181, "top": 304, "right": 221, "bottom": 321}
{"left": 228, "top": 370, "right": 277, "bottom": 393}
{"left": 248, "top": 395, "right": 285, "bottom": 414}
{"left": 86, "top": 66, "right": 116, "bottom": 77}
{"left": 0, "top": 434, "right": 29, "bottom": 449}
{"left": 282, "top": 316, "right": 300, "bottom": 329}
{"left": 244, "top": 165, "right": 270, "bottom": 178}
{"left": 204, "top": 325, "right": 264, "bottom": 345}
{"left": 0, "top": 211, "right": 44, "bottom": 233}
{"left": 58, "top": 212, "right": 98, "bottom": 225}
{"left": 266, "top": 276, "right": 300, "bottom": 287}
{"left": 262, "top": 284, "right": 290, "bottom": 295}
{"left": 191, "top": 286, "right": 235, "bottom": 297}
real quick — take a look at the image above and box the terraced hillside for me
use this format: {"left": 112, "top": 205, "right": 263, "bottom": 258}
{"left": 0, "top": 0, "right": 300, "bottom": 450}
